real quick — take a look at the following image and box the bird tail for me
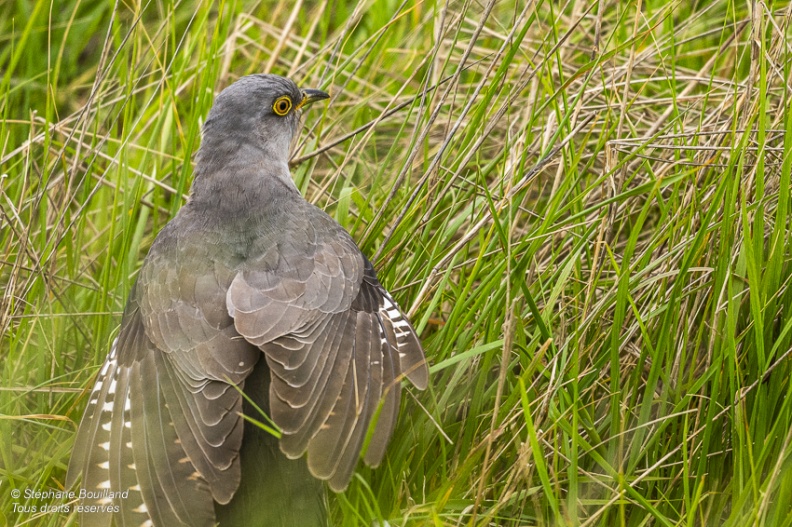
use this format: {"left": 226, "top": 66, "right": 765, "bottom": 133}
{"left": 214, "top": 358, "right": 328, "bottom": 527}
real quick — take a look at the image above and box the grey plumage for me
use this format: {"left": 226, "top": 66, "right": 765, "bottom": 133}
{"left": 67, "top": 74, "right": 428, "bottom": 527}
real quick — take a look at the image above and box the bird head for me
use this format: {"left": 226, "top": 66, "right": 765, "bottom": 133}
{"left": 199, "top": 74, "right": 329, "bottom": 166}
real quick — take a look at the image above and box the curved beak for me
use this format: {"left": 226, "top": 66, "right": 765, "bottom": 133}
{"left": 295, "top": 88, "right": 330, "bottom": 111}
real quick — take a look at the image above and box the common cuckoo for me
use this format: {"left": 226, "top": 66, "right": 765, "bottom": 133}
{"left": 67, "top": 74, "right": 428, "bottom": 527}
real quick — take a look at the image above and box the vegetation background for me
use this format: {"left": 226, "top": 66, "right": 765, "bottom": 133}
{"left": 2, "top": 0, "right": 792, "bottom": 525}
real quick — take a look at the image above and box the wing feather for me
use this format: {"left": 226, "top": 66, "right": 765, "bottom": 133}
{"left": 130, "top": 354, "right": 216, "bottom": 527}
{"left": 69, "top": 232, "right": 258, "bottom": 526}
{"left": 229, "top": 227, "right": 429, "bottom": 490}
{"left": 274, "top": 311, "right": 354, "bottom": 443}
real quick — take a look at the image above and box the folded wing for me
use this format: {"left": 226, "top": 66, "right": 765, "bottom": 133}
{"left": 228, "top": 220, "right": 428, "bottom": 491}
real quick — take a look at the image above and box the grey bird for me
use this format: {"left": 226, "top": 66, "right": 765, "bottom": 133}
{"left": 66, "top": 74, "right": 429, "bottom": 527}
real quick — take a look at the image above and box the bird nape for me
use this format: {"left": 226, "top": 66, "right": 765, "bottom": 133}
{"left": 67, "top": 74, "right": 429, "bottom": 527}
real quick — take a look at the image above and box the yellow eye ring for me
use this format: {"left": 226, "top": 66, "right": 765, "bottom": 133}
{"left": 272, "top": 96, "right": 293, "bottom": 116}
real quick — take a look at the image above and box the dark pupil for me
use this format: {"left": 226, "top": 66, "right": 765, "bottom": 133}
{"left": 278, "top": 101, "right": 288, "bottom": 112}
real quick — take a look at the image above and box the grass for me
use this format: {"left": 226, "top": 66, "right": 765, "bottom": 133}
{"left": 2, "top": 0, "right": 792, "bottom": 525}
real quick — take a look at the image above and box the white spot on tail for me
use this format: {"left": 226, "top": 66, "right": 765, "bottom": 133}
{"left": 392, "top": 319, "right": 411, "bottom": 330}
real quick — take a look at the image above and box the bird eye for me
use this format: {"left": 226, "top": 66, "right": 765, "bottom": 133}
{"left": 272, "top": 96, "right": 292, "bottom": 116}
